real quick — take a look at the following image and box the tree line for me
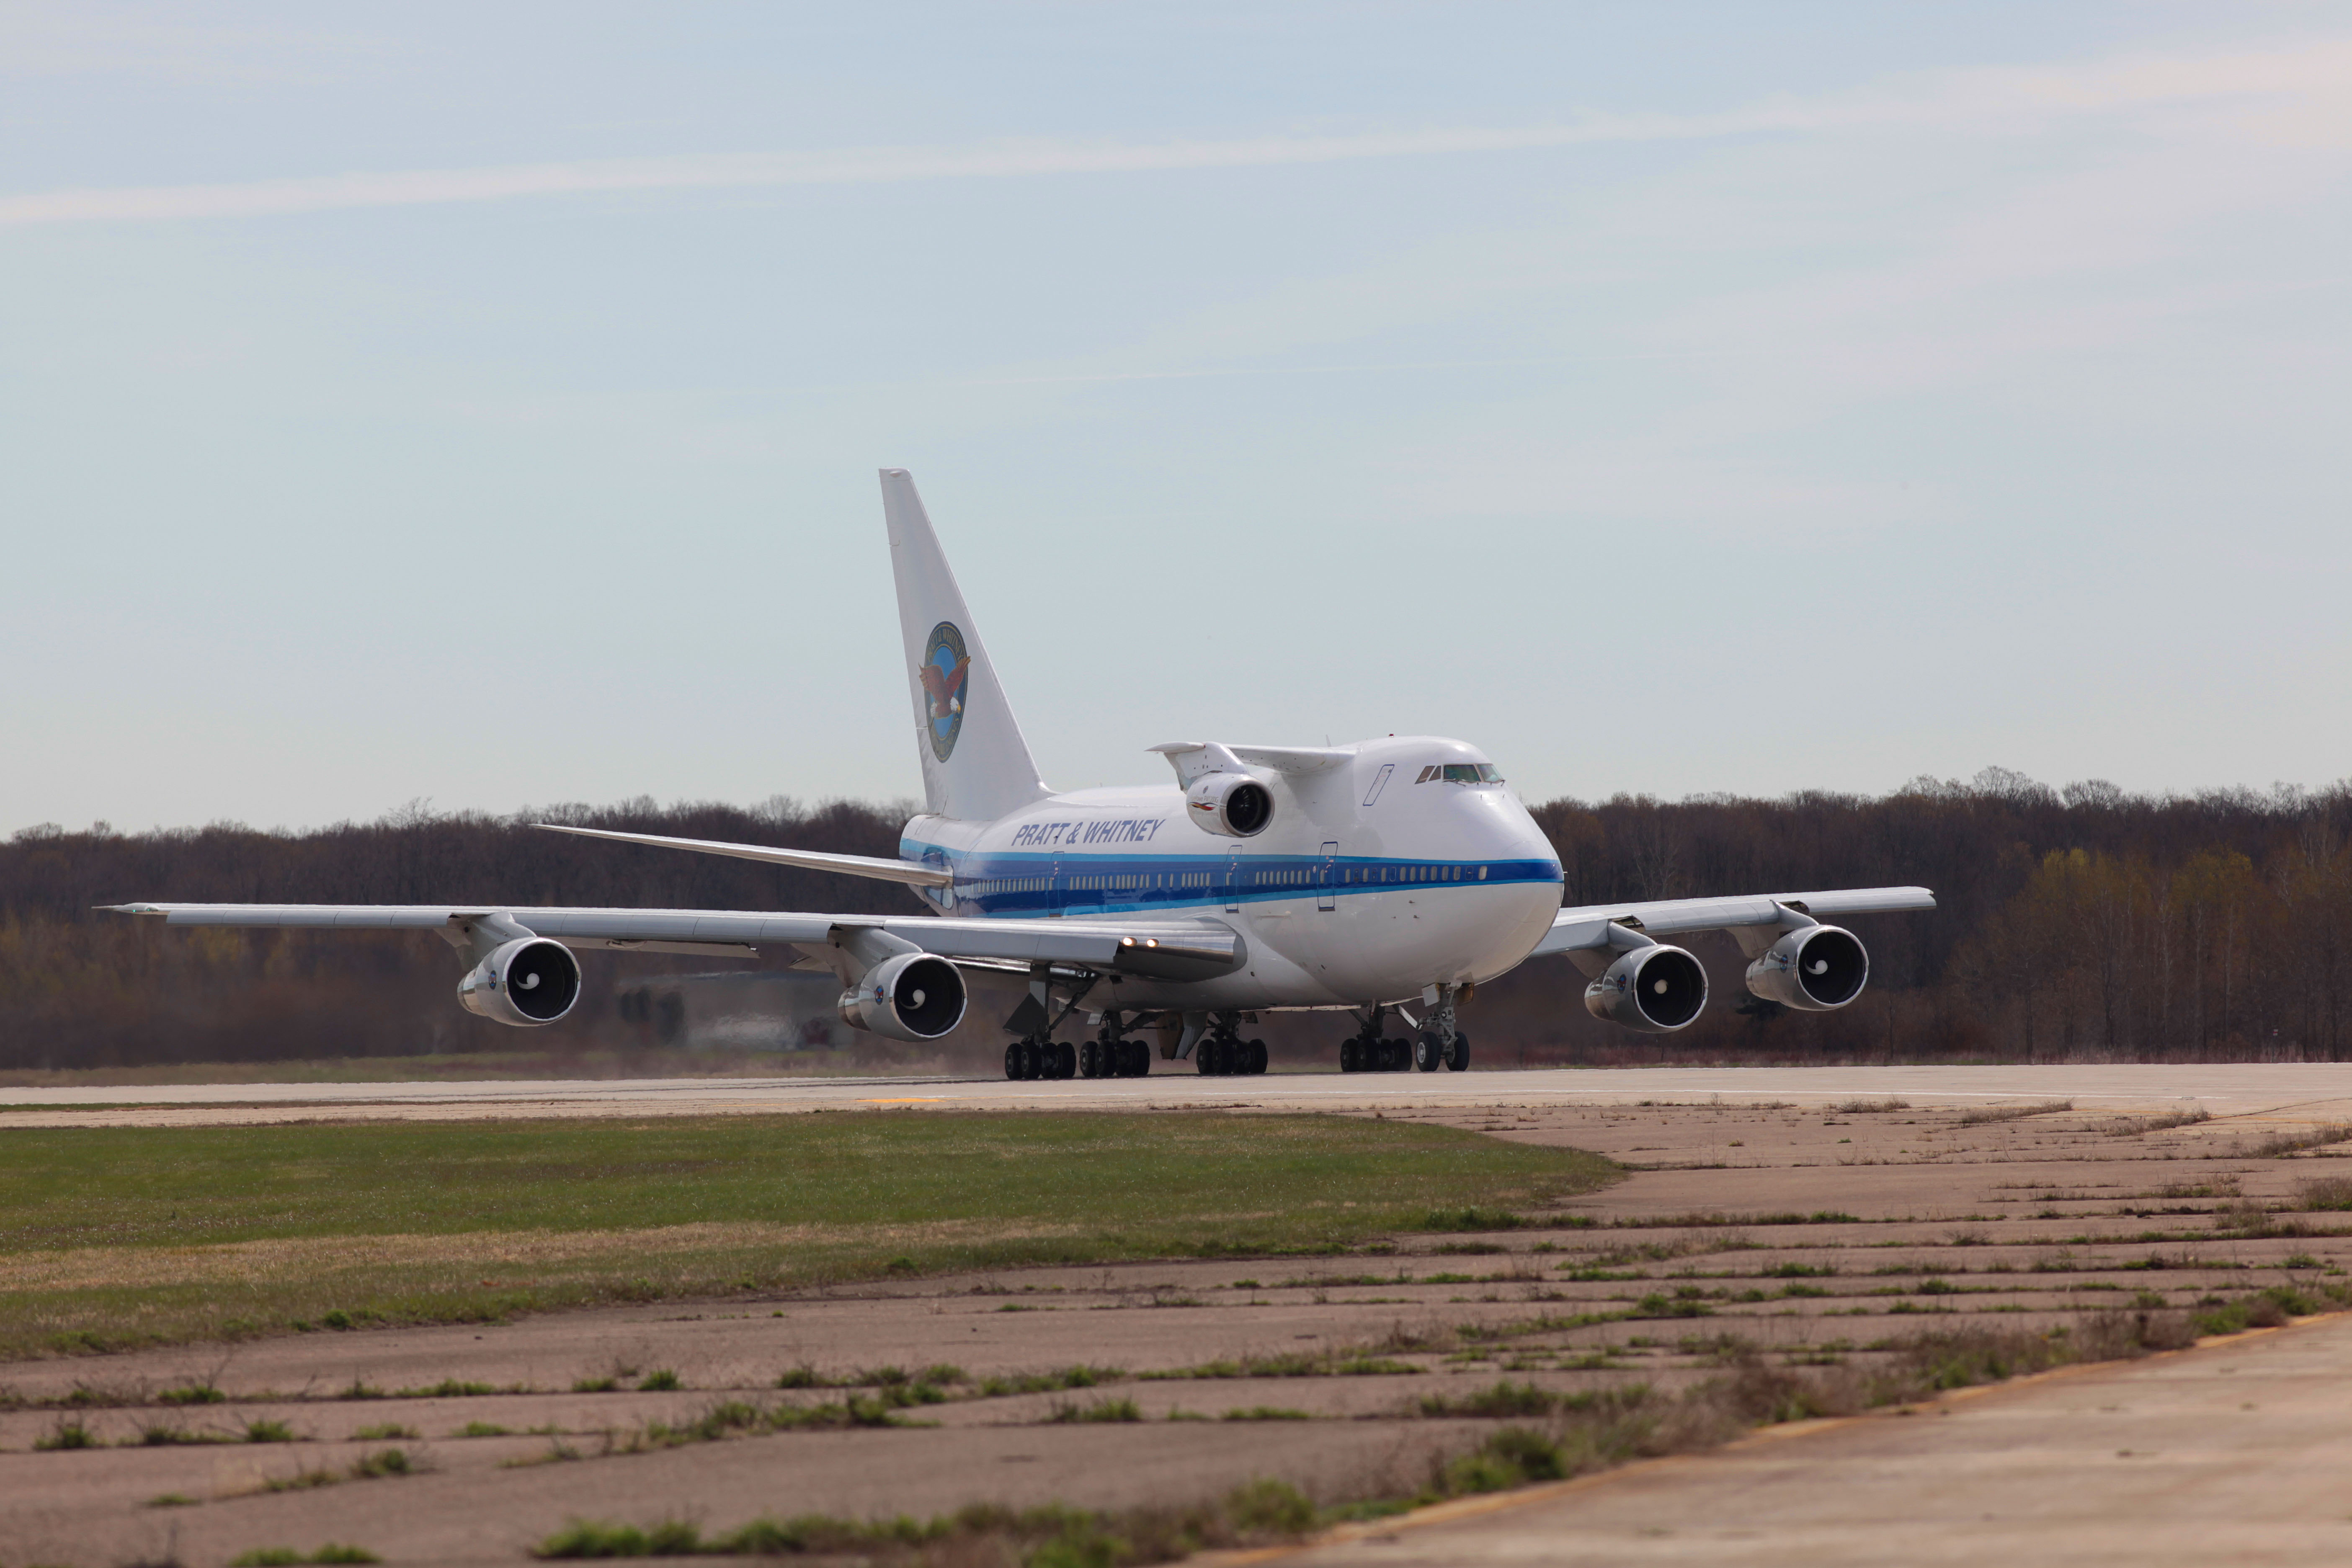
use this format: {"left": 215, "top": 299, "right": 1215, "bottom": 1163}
{"left": 3, "top": 769, "right": 2348, "bottom": 1071}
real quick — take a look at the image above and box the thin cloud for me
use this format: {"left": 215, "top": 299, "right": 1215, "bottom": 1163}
{"left": 4, "top": 38, "right": 2346, "bottom": 226}
{"left": 0, "top": 119, "right": 1779, "bottom": 226}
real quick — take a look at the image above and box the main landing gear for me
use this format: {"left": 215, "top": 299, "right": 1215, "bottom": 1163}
{"left": 1195, "top": 1015, "right": 1267, "bottom": 1077}
{"left": 1341, "top": 1002, "right": 1469, "bottom": 1072}
{"left": 1079, "top": 1014, "right": 1152, "bottom": 1078}
{"left": 1004, "top": 1037, "right": 1076, "bottom": 1080}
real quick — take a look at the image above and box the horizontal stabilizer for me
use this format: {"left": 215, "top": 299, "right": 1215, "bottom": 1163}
{"left": 534, "top": 824, "right": 952, "bottom": 888}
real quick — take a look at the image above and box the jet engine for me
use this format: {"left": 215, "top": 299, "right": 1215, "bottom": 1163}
{"left": 1185, "top": 773, "right": 1273, "bottom": 837}
{"left": 457, "top": 937, "right": 583, "bottom": 1027}
{"left": 1583, "top": 944, "right": 1708, "bottom": 1032}
{"left": 1745, "top": 924, "right": 1869, "bottom": 1011}
{"left": 838, "top": 951, "right": 968, "bottom": 1041}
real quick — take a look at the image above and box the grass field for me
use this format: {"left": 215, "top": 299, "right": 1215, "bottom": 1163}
{"left": 0, "top": 1111, "right": 1616, "bottom": 1358}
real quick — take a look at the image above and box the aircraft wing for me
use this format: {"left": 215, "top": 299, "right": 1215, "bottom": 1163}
{"left": 533, "top": 824, "right": 952, "bottom": 887}
{"left": 1531, "top": 886, "right": 1936, "bottom": 956}
{"left": 101, "top": 903, "right": 1240, "bottom": 981}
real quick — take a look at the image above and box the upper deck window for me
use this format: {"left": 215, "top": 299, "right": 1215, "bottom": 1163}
{"left": 1440, "top": 763, "right": 1504, "bottom": 784}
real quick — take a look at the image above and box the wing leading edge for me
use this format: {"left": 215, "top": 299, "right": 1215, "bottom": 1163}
{"left": 101, "top": 903, "right": 1239, "bottom": 982}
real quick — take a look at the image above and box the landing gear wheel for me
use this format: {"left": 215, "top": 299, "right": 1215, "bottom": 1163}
{"left": 1339, "top": 1039, "right": 1358, "bottom": 1073}
{"left": 1056, "top": 1041, "right": 1077, "bottom": 1079}
{"left": 1414, "top": 1032, "right": 1442, "bottom": 1072}
{"left": 1079, "top": 1041, "right": 1098, "bottom": 1078}
{"left": 1376, "top": 1039, "right": 1398, "bottom": 1072}
{"left": 1248, "top": 1039, "right": 1269, "bottom": 1075}
{"left": 1004, "top": 1043, "right": 1022, "bottom": 1081}
{"left": 1129, "top": 1041, "right": 1150, "bottom": 1076}
{"left": 1445, "top": 1032, "right": 1470, "bottom": 1072}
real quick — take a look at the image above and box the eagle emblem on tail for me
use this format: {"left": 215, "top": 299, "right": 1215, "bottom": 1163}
{"left": 920, "top": 622, "right": 970, "bottom": 762}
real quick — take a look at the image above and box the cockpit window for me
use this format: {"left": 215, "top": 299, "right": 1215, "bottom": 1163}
{"left": 1441, "top": 763, "right": 1504, "bottom": 784}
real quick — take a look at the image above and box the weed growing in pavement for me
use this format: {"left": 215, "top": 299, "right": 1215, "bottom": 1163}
{"left": 34, "top": 1418, "right": 95, "bottom": 1450}
{"left": 230, "top": 1548, "right": 380, "bottom": 1566}
{"left": 570, "top": 1376, "right": 618, "bottom": 1394}
{"left": 1220, "top": 1407, "right": 1312, "bottom": 1421}
{"left": 2108, "top": 1110, "right": 2212, "bottom": 1135}
{"left": 978, "top": 1365, "right": 1122, "bottom": 1396}
{"left": 637, "top": 1369, "right": 681, "bottom": 1391}
{"left": 1416, "top": 1380, "right": 1565, "bottom": 1419}
{"left": 1047, "top": 1396, "right": 1142, "bottom": 1423}
{"left": 536, "top": 1480, "right": 1332, "bottom": 1563}
{"left": 1957, "top": 1101, "right": 2074, "bottom": 1126}
{"left": 1834, "top": 1100, "right": 1911, "bottom": 1114}
{"left": 457, "top": 1421, "right": 513, "bottom": 1437}
{"left": 2241, "top": 1125, "right": 2352, "bottom": 1159}
{"left": 400, "top": 1378, "right": 495, "bottom": 1398}
{"left": 2299, "top": 1176, "right": 2352, "bottom": 1211}
{"left": 351, "top": 1423, "right": 416, "bottom": 1441}
{"left": 1140, "top": 1349, "right": 1418, "bottom": 1381}
{"left": 157, "top": 1381, "right": 226, "bottom": 1405}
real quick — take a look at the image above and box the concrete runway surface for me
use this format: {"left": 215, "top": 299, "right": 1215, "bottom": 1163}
{"left": 9, "top": 1063, "right": 2352, "bottom": 1128}
{"left": 1272, "top": 1312, "right": 2352, "bottom": 1568}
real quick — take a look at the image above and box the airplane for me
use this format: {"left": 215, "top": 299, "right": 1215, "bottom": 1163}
{"left": 108, "top": 470, "right": 1934, "bottom": 1081}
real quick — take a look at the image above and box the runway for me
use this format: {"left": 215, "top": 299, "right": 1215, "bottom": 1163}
{"left": 8, "top": 1062, "right": 2352, "bottom": 1128}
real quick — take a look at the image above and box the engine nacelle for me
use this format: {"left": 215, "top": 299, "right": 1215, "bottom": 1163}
{"left": 1745, "top": 924, "right": 1869, "bottom": 1011}
{"left": 457, "top": 937, "right": 582, "bottom": 1027}
{"left": 1583, "top": 943, "right": 1708, "bottom": 1032}
{"left": 838, "top": 951, "right": 967, "bottom": 1042}
{"left": 1185, "top": 772, "right": 1273, "bottom": 837}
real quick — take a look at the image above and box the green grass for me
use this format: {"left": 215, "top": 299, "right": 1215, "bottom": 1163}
{"left": 0, "top": 1112, "right": 1615, "bottom": 1357}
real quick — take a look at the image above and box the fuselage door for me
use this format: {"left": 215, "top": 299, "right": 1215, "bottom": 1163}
{"left": 1318, "top": 841, "right": 1339, "bottom": 912}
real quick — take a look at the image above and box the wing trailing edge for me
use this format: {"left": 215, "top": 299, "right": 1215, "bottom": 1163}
{"left": 533, "top": 823, "right": 953, "bottom": 887}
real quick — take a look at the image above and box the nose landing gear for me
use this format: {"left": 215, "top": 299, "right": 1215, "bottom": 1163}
{"left": 1415, "top": 985, "right": 1470, "bottom": 1072}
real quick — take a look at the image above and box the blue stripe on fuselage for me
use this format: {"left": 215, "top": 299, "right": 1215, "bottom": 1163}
{"left": 897, "top": 839, "right": 1561, "bottom": 919}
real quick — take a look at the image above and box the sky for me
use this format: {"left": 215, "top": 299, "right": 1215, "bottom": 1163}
{"left": 4, "top": 2, "right": 2349, "bottom": 836}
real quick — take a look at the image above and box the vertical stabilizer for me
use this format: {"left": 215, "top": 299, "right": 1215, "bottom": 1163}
{"left": 880, "top": 469, "right": 1051, "bottom": 822}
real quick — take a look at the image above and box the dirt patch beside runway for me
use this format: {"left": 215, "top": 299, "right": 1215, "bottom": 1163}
{"left": 4, "top": 1090, "right": 2349, "bottom": 1566}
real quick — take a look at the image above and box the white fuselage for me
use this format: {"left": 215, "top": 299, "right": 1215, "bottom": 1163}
{"left": 898, "top": 735, "right": 1563, "bottom": 1014}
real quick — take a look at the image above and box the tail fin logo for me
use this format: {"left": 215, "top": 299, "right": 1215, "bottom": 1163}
{"left": 918, "top": 622, "right": 971, "bottom": 761}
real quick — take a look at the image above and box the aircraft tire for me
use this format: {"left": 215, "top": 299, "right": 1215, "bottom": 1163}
{"left": 1339, "top": 1039, "right": 1358, "bottom": 1073}
{"left": 1385, "top": 1039, "right": 1409, "bottom": 1071}
{"left": 1056, "top": 1041, "right": 1077, "bottom": 1078}
{"left": 1446, "top": 1033, "right": 1470, "bottom": 1072}
{"left": 1131, "top": 1041, "right": 1150, "bottom": 1076}
{"left": 1249, "top": 1039, "right": 1269, "bottom": 1074}
{"left": 1004, "top": 1043, "right": 1021, "bottom": 1080}
{"left": 1078, "top": 1041, "right": 1097, "bottom": 1078}
{"left": 1414, "top": 1032, "right": 1442, "bottom": 1072}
